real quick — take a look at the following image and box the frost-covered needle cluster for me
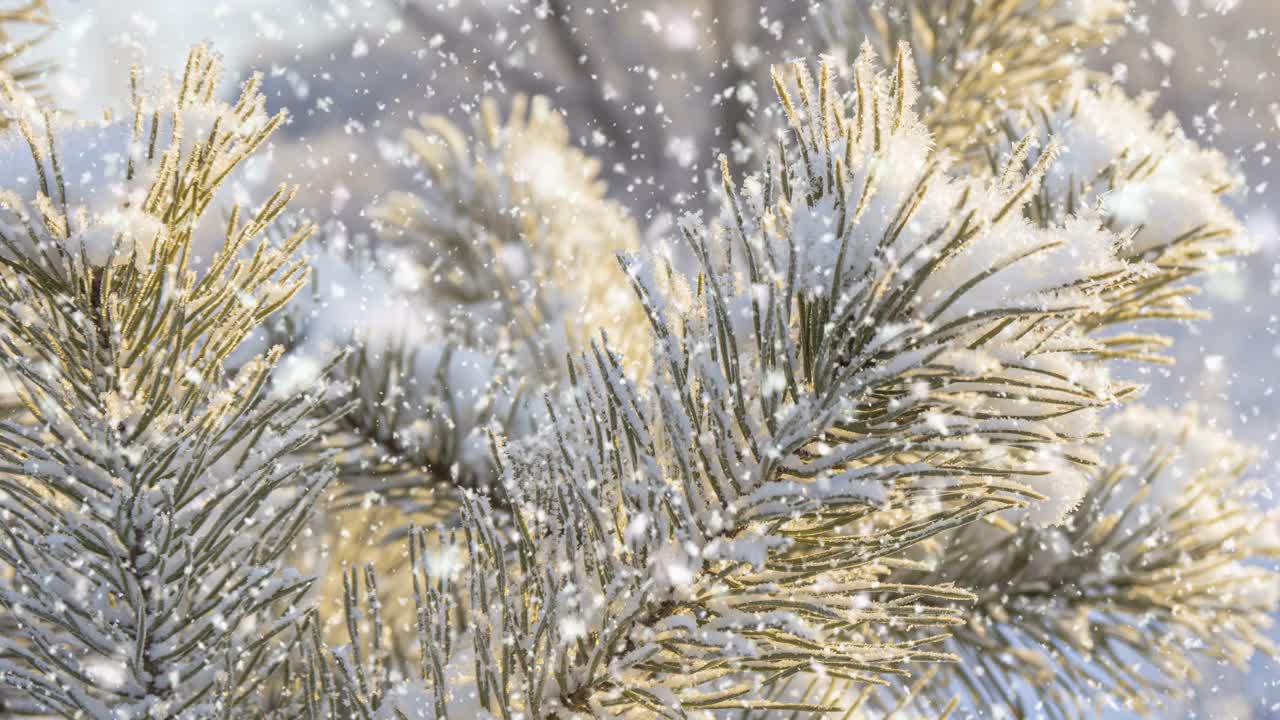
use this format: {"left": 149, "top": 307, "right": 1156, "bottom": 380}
{"left": 0, "top": 1, "right": 1274, "bottom": 719}
{"left": 0, "top": 46, "right": 334, "bottom": 717}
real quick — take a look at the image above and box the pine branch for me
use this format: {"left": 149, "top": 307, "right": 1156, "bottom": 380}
{"left": 373, "top": 93, "right": 645, "bottom": 369}
{"left": 893, "top": 406, "right": 1280, "bottom": 717}
{"left": 329, "top": 91, "right": 648, "bottom": 517}
{"left": 823, "top": 0, "right": 1241, "bottom": 366}
{"left": 301, "top": 46, "right": 1155, "bottom": 718}
{"left": 0, "top": 45, "right": 338, "bottom": 717}
{"left": 823, "top": 0, "right": 1123, "bottom": 158}
{"left": 988, "top": 79, "right": 1248, "bottom": 363}
{"left": 274, "top": 94, "right": 646, "bottom": 655}
{"left": 0, "top": 0, "right": 53, "bottom": 119}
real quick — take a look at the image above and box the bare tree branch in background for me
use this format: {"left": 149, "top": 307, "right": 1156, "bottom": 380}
{"left": 543, "top": 0, "right": 638, "bottom": 158}
{"left": 390, "top": 0, "right": 560, "bottom": 99}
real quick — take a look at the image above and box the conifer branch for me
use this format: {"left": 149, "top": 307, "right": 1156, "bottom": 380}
{"left": 824, "top": 0, "right": 1123, "bottom": 158}
{"left": 0, "top": 0, "right": 52, "bottom": 120}
{"left": 0, "top": 45, "right": 338, "bottom": 717}
{"left": 893, "top": 406, "right": 1279, "bottom": 717}
{"left": 298, "top": 47, "right": 1166, "bottom": 718}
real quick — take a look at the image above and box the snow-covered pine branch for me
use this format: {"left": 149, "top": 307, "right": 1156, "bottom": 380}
{"left": 267, "top": 227, "right": 528, "bottom": 515}
{"left": 822, "top": 0, "right": 1124, "bottom": 158}
{"left": 995, "top": 77, "right": 1249, "bottom": 362}
{"left": 894, "top": 405, "right": 1280, "bottom": 716}
{"left": 0, "top": 0, "right": 51, "bottom": 125}
{"left": 0, "top": 46, "right": 337, "bottom": 717}
{"left": 300, "top": 44, "right": 1164, "bottom": 718}
{"left": 276, "top": 92, "right": 649, "bottom": 522}
{"left": 265, "top": 229, "right": 537, "bottom": 647}
{"left": 373, "top": 93, "right": 648, "bottom": 375}
{"left": 269, "top": 92, "right": 650, "bottom": 664}
{"left": 827, "top": 0, "right": 1249, "bottom": 366}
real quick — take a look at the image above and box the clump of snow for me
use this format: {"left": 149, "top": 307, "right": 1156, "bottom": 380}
{"left": 651, "top": 540, "right": 702, "bottom": 598}
{"left": 1103, "top": 405, "right": 1254, "bottom": 520}
{"left": 1026, "top": 77, "right": 1246, "bottom": 258}
{"left": 1014, "top": 449, "right": 1091, "bottom": 527}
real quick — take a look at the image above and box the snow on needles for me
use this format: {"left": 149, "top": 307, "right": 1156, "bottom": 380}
{"left": 1018, "top": 75, "right": 1246, "bottom": 260}
{"left": 0, "top": 46, "right": 331, "bottom": 718}
{"left": 404, "top": 45, "right": 1162, "bottom": 717}
{"left": 0, "top": 58, "right": 279, "bottom": 272}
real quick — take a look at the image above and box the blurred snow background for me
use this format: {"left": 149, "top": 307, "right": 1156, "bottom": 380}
{"left": 40, "top": 0, "right": 1280, "bottom": 715}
